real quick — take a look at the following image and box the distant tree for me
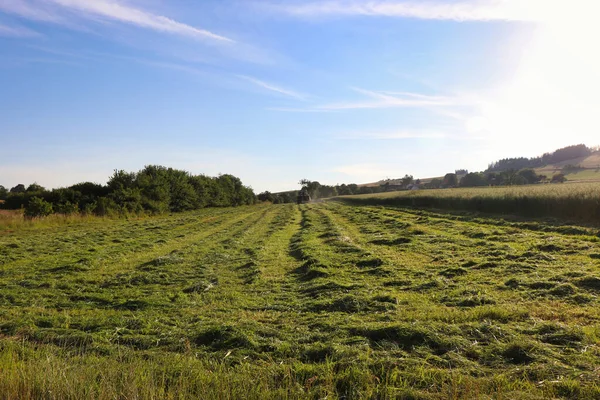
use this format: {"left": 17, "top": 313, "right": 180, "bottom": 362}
{"left": 318, "top": 185, "right": 338, "bottom": 198}
{"left": 427, "top": 178, "right": 442, "bottom": 189}
{"left": 299, "top": 180, "right": 321, "bottom": 198}
{"left": 26, "top": 183, "right": 45, "bottom": 192}
{"left": 258, "top": 191, "right": 274, "bottom": 202}
{"left": 442, "top": 173, "right": 458, "bottom": 188}
{"left": 358, "top": 186, "right": 374, "bottom": 195}
{"left": 337, "top": 184, "right": 352, "bottom": 196}
{"left": 455, "top": 169, "right": 468, "bottom": 175}
{"left": 499, "top": 169, "right": 519, "bottom": 185}
{"left": 459, "top": 173, "right": 487, "bottom": 187}
{"left": 551, "top": 173, "right": 567, "bottom": 183}
{"left": 415, "top": 179, "right": 421, "bottom": 185}
{"left": 517, "top": 169, "right": 543, "bottom": 184}
{"left": 10, "top": 184, "right": 26, "bottom": 193}
{"left": 551, "top": 144, "right": 590, "bottom": 163}
{"left": 0, "top": 185, "right": 7, "bottom": 200}
{"left": 24, "top": 197, "right": 53, "bottom": 218}
{"left": 401, "top": 174, "right": 414, "bottom": 187}
{"left": 485, "top": 172, "right": 499, "bottom": 186}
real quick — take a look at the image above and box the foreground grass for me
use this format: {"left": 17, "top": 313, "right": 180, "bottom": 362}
{"left": 338, "top": 182, "right": 600, "bottom": 224}
{"left": 1, "top": 202, "right": 600, "bottom": 399}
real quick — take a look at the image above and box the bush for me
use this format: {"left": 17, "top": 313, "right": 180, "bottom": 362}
{"left": 551, "top": 174, "right": 567, "bottom": 183}
{"left": 24, "top": 197, "right": 53, "bottom": 218}
{"left": 55, "top": 201, "right": 79, "bottom": 215}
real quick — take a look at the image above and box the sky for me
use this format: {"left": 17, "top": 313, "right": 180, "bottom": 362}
{"left": 1, "top": 0, "right": 599, "bottom": 193}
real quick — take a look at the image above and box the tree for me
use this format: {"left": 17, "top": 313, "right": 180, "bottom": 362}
{"left": 459, "top": 173, "right": 487, "bottom": 187}
{"left": 299, "top": 180, "right": 321, "bottom": 198}
{"left": 258, "top": 191, "right": 274, "bottom": 202}
{"left": 442, "top": 173, "right": 458, "bottom": 188}
{"left": 24, "top": 197, "right": 53, "bottom": 218}
{"left": 485, "top": 172, "right": 499, "bottom": 186}
{"left": 427, "top": 178, "right": 442, "bottom": 189}
{"left": 0, "top": 185, "right": 7, "bottom": 200}
{"left": 499, "top": 169, "right": 519, "bottom": 185}
{"left": 517, "top": 169, "right": 542, "bottom": 184}
{"left": 10, "top": 184, "right": 26, "bottom": 193}
{"left": 26, "top": 183, "right": 45, "bottom": 192}
{"left": 401, "top": 174, "right": 414, "bottom": 187}
{"left": 551, "top": 173, "right": 567, "bottom": 183}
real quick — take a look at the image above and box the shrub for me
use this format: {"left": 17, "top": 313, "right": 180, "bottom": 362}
{"left": 24, "top": 197, "right": 53, "bottom": 218}
{"left": 551, "top": 173, "right": 567, "bottom": 183}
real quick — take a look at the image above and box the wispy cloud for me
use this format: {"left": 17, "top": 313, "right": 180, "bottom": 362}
{"left": 0, "top": 0, "right": 234, "bottom": 43}
{"left": 0, "top": 22, "right": 40, "bottom": 37}
{"left": 0, "top": 0, "right": 65, "bottom": 23}
{"left": 266, "top": 0, "right": 544, "bottom": 22}
{"left": 237, "top": 75, "right": 307, "bottom": 100}
{"left": 320, "top": 88, "right": 465, "bottom": 110}
{"left": 267, "top": 107, "right": 336, "bottom": 113}
{"left": 270, "top": 88, "right": 466, "bottom": 112}
{"left": 336, "top": 130, "right": 447, "bottom": 140}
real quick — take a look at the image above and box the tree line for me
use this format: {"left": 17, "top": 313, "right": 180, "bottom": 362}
{"left": 486, "top": 144, "right": 595, "bottom": 172}
{"left": 0, "top": 166, "right": 256, "bottom": 217}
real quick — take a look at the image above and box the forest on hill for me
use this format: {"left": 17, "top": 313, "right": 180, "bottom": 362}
{"left": 486, "top": 144, "right": 599, "bottom": 172}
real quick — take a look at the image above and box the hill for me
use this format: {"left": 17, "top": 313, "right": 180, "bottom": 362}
{"left": 535, "top": 152, "right": 600, "bottom": 182}
{"left": 360, "top": 144, "right": 600, "bottom": 188}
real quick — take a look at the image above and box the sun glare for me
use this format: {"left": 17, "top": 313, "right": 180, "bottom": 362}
{"left": 475, "top": 0, "right": 600, "bottom": 153}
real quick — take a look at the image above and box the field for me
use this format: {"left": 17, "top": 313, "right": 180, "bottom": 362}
{"left": 1, "top": 201, "right": 600, "bottom": 399}
{"left": 339, "top": 182, "right": 600, "bottom": 224}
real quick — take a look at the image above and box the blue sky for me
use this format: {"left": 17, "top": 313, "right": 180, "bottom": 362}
{"left": 1, "top": 0, "right": 598, "bottom": 192}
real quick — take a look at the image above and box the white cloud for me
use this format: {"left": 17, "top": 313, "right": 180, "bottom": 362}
{"left": 266, "top": 0, "right": 550, "bottom": 22}
{"left": 0, "top": 0, "right": 233, "bottom": 43}
{"left": 0, "top": 23, "right": 40, "bottom": 37}
{"left": 237, "top": 75, "right": 307, "bottom": 100}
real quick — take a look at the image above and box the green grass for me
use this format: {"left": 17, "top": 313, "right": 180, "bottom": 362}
{"left": 1, "top": 202, "right": 600, "bottom": 399}
{"left": 337, "top": 182, "right": 600, "bottom": 224}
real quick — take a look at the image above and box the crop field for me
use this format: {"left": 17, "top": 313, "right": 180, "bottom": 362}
{"left": 1, "top": 202, "right": 600, "bottom": 399}
{"left": 340, "top": 182, "right": 600, "bottom": 224}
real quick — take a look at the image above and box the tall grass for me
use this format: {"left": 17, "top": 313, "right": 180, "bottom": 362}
{"left": 0, "top": 210, "right": 147, "bottom": 232}
{"left": 336, "top": 182, "right": 600, "bottom": 224}
{"left": 1, "top": 340, "right": 580, "bottom": 400}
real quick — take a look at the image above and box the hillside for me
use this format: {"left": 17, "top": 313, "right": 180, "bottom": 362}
{"left": 360, "top": 146, "right": 600, "bottom": 188}
{"left": 535, "top": 153, "right": 600, "bottom": 182}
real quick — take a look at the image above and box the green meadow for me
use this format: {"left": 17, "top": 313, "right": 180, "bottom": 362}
{"left": 1, "top": 200, "right": 600, "bottom": 399}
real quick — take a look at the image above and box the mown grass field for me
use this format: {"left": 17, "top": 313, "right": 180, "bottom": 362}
{"left": 1, "top": 201, "right": 600, "bottom": 399}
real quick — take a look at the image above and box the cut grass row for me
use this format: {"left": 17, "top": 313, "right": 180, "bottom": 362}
{"left": 1, "top": 202, "right": 600, "bottom": 398}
